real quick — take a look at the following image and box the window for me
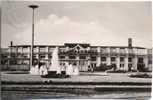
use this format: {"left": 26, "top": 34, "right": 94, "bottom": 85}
{"left": 148, "top": 60, "right": 152, "bottom": 64}
{"left": 148, "top": 49, "right": 152, "bottom": 54}
{"left": 23, "top": 55, "right": 28, "bottom": 58}
{"left": 128, "top": 57, "right": 132, "bottom": 62}
{"left": 120, "top": 64, "right": 124, "bottom": 68}
{"left": 138, "top": 58, "right": 143, "bottom": 63}
{"left": 90, "top": 48, "right": 97, "bottom": 53}
{"left": 33, "top": 48, "right": 36, "bottom": 52}
{"left": 128, "top": 64, "right": 132, "bottom": 68}
{"left": 137, "top": 49, "right": 145, "bottom": 55}
{"left": 12, "top": 48, "right": 17, "bottom": 53}
{"left": 60, "top": 56, "right": 65, "bottom": 59}
{"left": 40, "top": 54, "right": 45, "bottom": 59}
{"left": 60, "top": 48, "right": 65, "bottom": 52}
{"left": 48, "top": 54, "right": 52, "bottom": 59}
{"left": 23, "top": 47, "right": 30, "bottom": 53}
{"left": 129, "top": 49, "right": 133, "bottom": 54}
{"left": 69, "top": 56, "right": 76, "bottom": 59}
{"left": 33, "top": 54, "right": 37, "bottom": 58}
{"left": 111, "top": 57, "right": 116, "bottom": 62}
{"left": 120, "top": 49, "right": 125, "bottom": 54}
{"left": 39, "top": 47, "right": 46, "bottom": 52}
{"left": 49, "top": 48, "right": 54, "bottom": 52}
{"left": 91, "top": 56, "right": 96, "bottom": 61}
{"left": 79, "top": 56, "right": 86, "bottom": 59}
{"left": 101, "top": 48, "right": 106, "bottom": 53}
{"left": 101, "top": 57, "right": 106, "bottom": 61}
{"left": 111, "top": 48, "right": 116, "bottom": 53}
{"left": 18, "top": 47, "right": 22, "bottom": 53}
{"left": 11, "top": 54, "right": 16, "bottom": 58}
{"left": 120, "top": 57, "right": 124, "bottom": 62}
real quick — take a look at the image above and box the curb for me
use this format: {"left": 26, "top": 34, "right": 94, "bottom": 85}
{"left": 2, "top": 84, "right": 151, "bottom": 92}
{"left": 2, "top": 81, "right": 151, "bottom": 85}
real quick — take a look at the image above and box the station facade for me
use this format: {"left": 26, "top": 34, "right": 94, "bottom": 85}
{"left": 1, "top": 39, "right": 152, "bottom": 71}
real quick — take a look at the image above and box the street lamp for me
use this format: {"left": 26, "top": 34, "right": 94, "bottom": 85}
{"left": 28, "top": 5, "right": 39, "bottom": 69}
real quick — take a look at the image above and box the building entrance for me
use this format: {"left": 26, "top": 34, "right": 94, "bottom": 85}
{"left": 78, "top": 60, "right": 88, "bottom": 71}
{"left": 68, "top": 60, "right": 88, "bottom": 71}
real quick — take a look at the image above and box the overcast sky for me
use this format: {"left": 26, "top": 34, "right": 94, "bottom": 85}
{"left": 1, "top": 1, "right": 152, "bottom": 48}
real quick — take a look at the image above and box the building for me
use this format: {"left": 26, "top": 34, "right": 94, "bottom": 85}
{"left": 1, "top": 39, "right": 152, "bottom": 71}
{"left": 148, "top": 48, "right": 152, "bottom": 71}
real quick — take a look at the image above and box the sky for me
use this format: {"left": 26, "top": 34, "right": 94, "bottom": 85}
{"left": 1, "top": 1, "right": 152, "bottom": 48}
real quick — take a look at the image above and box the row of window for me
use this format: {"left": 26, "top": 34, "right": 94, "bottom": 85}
{"left": 33, "top": 55, "right": 87, "bottom": 60}
{"left": 100, "top": 57, "right": 143, "bottom": 63}
{"left": 2, "top": 54, "right": 144, "bottom": 63}
{"left": 35, "top": 55, "right": 143, "bottom": 63}
{"left": 91, "top": 57, "right": 132, "bottom": 62}
{"left": 13, "top": 47, "right": 148, "bottom": 54}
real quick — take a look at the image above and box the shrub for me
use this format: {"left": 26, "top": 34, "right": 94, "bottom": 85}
{"left": 107, "top": 69, "right": 127, "bottom": 73}
{"left": 41, "top": 73, "right": 70, "bottom": 78}
{"left": 129, "top": 73, "right": 152, "bottom": 78}
{"left": 93, "top": 64, "right": 116, "bottom": 72}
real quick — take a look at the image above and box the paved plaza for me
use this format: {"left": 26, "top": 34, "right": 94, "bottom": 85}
{"left": 1, "top": 71, "right": 152, "bottom": 100}
{"left": 1, "top": 72, "right": 151, "bottom": 83}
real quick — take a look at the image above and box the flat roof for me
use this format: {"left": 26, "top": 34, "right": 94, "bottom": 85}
{"left": 9, "top": 44, "right": 146, "bottom": 49}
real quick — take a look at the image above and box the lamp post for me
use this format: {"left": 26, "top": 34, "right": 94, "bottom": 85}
{"left": 28, "top": 5, "right": 39, "bottom": 69}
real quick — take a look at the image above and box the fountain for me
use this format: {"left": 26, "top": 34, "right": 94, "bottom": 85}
{"left": 41, "top": 47, "right": 69, "bottom": 78}
{"left": 30, "top": 46, "right": 80, "bottom": 77}
{"left": 49, "top": 47, "right": 61, "bottom": 74}
{"left": 30, "top": 46, "right": 79, "bottom": 77}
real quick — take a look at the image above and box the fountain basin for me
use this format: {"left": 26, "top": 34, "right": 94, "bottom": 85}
{"left": 41, "top": 71, "right": 69, "bottom": 78}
